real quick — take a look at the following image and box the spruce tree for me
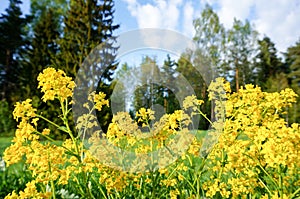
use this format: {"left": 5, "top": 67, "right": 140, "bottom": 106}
{"left": 255, "top": 36, "right": 283, "bottom": 90}
{"left": 56, "top": 0, "right": 119, "bottom": 133}
{"left": 57, "top": 0, "right": 119, "bottom": 78}
{"left": 0, "top": 0, "right": 30, "bottom": 103}
{"left": 23, "top": 8, "right": 60, "bottom": 99}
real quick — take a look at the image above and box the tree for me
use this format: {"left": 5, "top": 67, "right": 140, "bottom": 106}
{"left": 176, "top": 51, "right": 211, "bottom": 129}
{"left": 286, "top": 40, "right": 300, "bottom": 123}
{"left": 287, "top": 40, "right": 300, "bottom": 90}
{"left": 30, "top": 0, "right": 67, "bottom": 28}
{"left": 0, "top": 0, "right": 30, "bottom": 103}
{"left": 133, "top": 57, "right": 163, "bottom": 116}
{"left": 225, "top": 19, "right": 258, "bottom": 91}
{"left": 57, "top": 0, "right": 119, "bottom": 78}
{"left": 55, "top": 0, "right": 120, "bottom": 133}
{"left": 161, "top": 55, "right": 180, "bottom": 114}
{"left": 255, "top": 36, "right": 283, "bottom": 90}
{"left": 22, "top": 8, "right": 60, "bottom": 99}
{"left": 193, "top": 4, "right": 226, "bottom": 78}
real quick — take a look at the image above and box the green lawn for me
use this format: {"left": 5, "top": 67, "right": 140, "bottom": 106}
{"left": 0, "top": 137, "right": 13, "bottom": 156}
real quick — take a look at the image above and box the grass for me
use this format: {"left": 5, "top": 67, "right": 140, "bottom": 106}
{"left": 0, "top": 137, "right": 13, "bottom": 156}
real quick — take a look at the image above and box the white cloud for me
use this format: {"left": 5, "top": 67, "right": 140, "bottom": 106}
{"left": 252, "top": 0, "right": 300, "bottom": 53}
{"left": 183, "top": 1, "right": 195, "bottom": 37}
{"left": 123, "top": 0, "right": 184, "bottom": 30}
{"left": 217, "top": 0, "right": 254, "bottom": 28}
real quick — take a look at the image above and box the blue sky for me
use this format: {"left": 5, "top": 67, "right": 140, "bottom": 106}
{"left": 1, "top": 0, "right": 300, "bottom": 54}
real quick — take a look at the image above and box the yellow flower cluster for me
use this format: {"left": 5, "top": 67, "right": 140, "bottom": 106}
{"left": 37, "top": 67, "right": 76, "bottom": 102}
{"left": 13, "top": 99, "right": 36, "bottom": 121}
{"left": 92, "top": 91, "right": 109, "bottom": 111}
{"left": 136, "top": 107, "right": 155, "bottom": 125}
{"left": 203, "top": 82, "right": 300, "bottom": 198}
{"left": 5, "top": 181, "right": 51, "bottom": 199}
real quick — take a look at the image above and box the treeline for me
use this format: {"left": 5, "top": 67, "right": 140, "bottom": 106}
{"left": 0, "top": 1, "right": 300, "bottom": 135}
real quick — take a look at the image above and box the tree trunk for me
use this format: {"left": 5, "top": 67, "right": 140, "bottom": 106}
{"left": 235, "top": 60, "right": 239, "bottom": 92}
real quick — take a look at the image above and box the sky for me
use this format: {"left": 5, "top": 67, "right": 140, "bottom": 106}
{"left": 1, "top": 0, "right": 300, "bottom": 55}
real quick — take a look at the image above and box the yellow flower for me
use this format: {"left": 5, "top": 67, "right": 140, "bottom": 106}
{"left": 136, "top": 107, "right": 155, "bottom": 123}
{"left": 41, "top": 128, "right": 50, "bottom": 136}
{"left": 170, "top": 189, "right": 180, "bottom": 199}
{"left": 13, "top": 99, "right": 36, "bottom": 121}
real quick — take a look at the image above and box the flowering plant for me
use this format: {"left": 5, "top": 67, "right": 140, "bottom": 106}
{"left": 3, "top": 68, "right": 300, "bottom": 199}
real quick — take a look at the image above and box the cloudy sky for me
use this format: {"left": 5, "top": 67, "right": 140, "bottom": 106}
{"left": 1, "top": 0, "right": 300, "bottom": 54}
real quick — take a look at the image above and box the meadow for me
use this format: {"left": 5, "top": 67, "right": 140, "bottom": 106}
{"left": 0, "top": 68, "right": 300, "bottom": 199}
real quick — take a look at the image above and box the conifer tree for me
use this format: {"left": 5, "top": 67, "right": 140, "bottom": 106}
{"left": 22, "top": 8, "right": 60, "bottom": 99}
{"left": 255, "top": 36, "right": 283, "bottom": 90}
{"left": 56, "top": 0, "right": 119, "bottom": 133}
{"left": 0, "top": 0, "right": 30, "bottom": 103}
{"left": 57, "top": 0, "right": 119, "bottom": 78}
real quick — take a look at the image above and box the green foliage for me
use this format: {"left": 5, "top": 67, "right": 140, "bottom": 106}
{"left": 193, "top": 4, "right": 226, "bottom": 76}
{"left": 133, "top": 56, "right": 164, "bottom": 114}
{"left": 24, "top": 7, "right": 60, "bottom": 97}
{"left": 0, "top": 162, "right": 33, "bottom": 198}
{"left": 161, "top": 55, "right": 181, "bottom": 114}
{"left": 286, "top": 40, "right": 300, "bottom": 123}
{"left": 0, "top": 137, "right": 13, "bottom": 156}
{"left": 0, "top": 101, "right": 15, "bottom": 136}
{"left": 30, "top": 0, "right": 67, "bottom": 29}
{"left": 55, "top": 0, "right": 120, "bottom": 133}
{"left": 0, "top": 137, "right": 32, "bottom": 198}
{"left": 57, "top": 0, "right": 119, "bottom": 77}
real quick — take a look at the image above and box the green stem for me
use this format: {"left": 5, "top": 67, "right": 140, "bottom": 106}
{"left": 47, "top": 151, "right": 56, "bottom": 199}
{"left": 60, "top": 99, "right": 92, "bottom": 198}
{"left": 258, "top": 177, "right": 272, "bottom": 195}
{"left": 218, "top": 149, "right": 225, "bottom": 179}
{"left": 198, "top": 110, "right": 213, "bottom": 126}
{"left": 257, "top": 160, "right": 279, "bottom": 190}
{"left": 60, "top": 99, "right": 80, "bottom": 159}
{"left": 91, "top": 175, "right": 108, "bottom": 199}
{"left": 34, "top": 130, "right": 80, "bottom": 159}
{"left": 74, "top": 176, "right": 86, "bottom": 196}
{"left": 290, "top": 187, "right": 300, "bottom": 199}
{"left": 278, "top": 166, "right": 283, "bottom": 197}
{"left": 50, "top": 179, "right": 56, "bottom": 199}
{"left": 36, "top": 114, "right": 68, "bottom": 133}
{"left": 244, "top": 153, "right": 280, "bottom": 190}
